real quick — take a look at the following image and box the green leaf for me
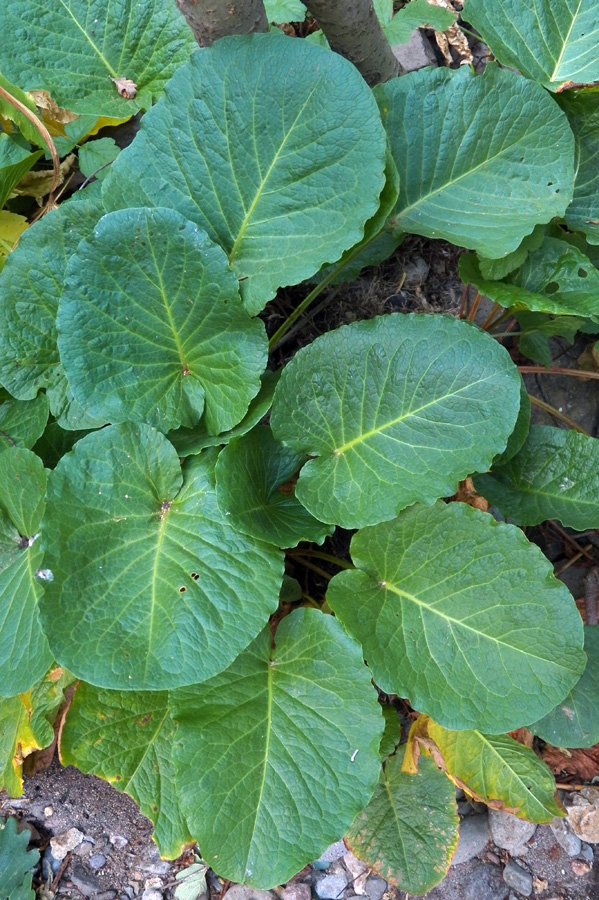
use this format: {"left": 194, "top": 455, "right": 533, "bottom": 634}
{"left": 168, "top": 370, "right": 279, "bottom": 457}
{"left": 32, "top": 421, "right": 89, "bottom": 469}
{"left": 0, "top": 392, "right": 48, "bottom": 450}
{"left": 61, "top": 682, "right": 191, "bottom": 858}
{"left": 375, "top": 65, "right": 574, "bottom": 258}
{"left": 558, "top": 89, "right": 599, "bottom": 244}
{"left": 271, "top": 313, "right": 521, "bottom": 529}
{"left": 424, "top": 718, "right": 564, "bottom": 823}
{"left": 384, "top": 0, "right": 456, "bottom": 44}
{"left": 0, "top": 0, "right": 195, "bottom": 117}
{"left": 464, "top": 0, "right": 599, "bottom": 91}
{"left": 474, "top": 426, "right": 599, "bottom": 528}
{"left": 374, "top": 0, "right": 393, "bottom": 26}
{"left": 530, "top": 626, "right": 599, "bottom": 749}
{"left": 327, "top": 501, "right": 586, "bottom": 732}
{"left": 477, "top": 225, "right": 547, "bottom": 281}
{"left": 279, "top": 574, "right": 302, "bottom": 604}
{"left": 0, "top": 74, "right": 41, "bottom": 147}
{"left": 495, "top": 378, "right": 530, "bottom": 465}
{"left": 215, "top": 426, "right": 332, "bottom": 548}
{"left": 0, "top": 695, "right": 29, "bottom": 795}
{"left": 78, "top": 136, "right": 119, "bottom": 181}
{"left": 515, "top": 311, "right": 585, "bottom": 366}
{"left": 346, "top": 755, "right": 458, "bottom": 895}
{"left": 0, "top": 447, "right": 52, "bottom": 697}
{"left": 172, "top": 608, "right": 383, "bottom": 888}
{"left": 58, "top": 207, "right": 267, "bottom": 433}
{"left": 379, "top": 706, "right": 402, "bottom": 760}
{"left": 0, "top": 134, "right": 43, "bottom": 209}
{"left": 102, "top": 32, "right": 387, "bottom": 315}
{"left": 41, "top": 425, "right": 283, "bottom": 691}
{"left": 0, "top": 196, "right": 106, "bottom": 429}
{"left": 174, "top": 859, "right": 208, "bottom": 900}
{"left": 263, "top": 0, "right": 306, "bottom": 23}
{"left": 459, "top": 239, "right": 599, "bottom": 318}
{"left": 0, "top": 816, "right": 38, "bottom": 900}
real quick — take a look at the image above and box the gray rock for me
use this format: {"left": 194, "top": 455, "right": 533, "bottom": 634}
{"left": 489, "top": 810, "right": 536, "bottom": 856}
{"left": 391, "top": 30, "right": 437, "bottom": 72}
{"left": 121, "top": 889, "right": 135, "bottom": 900}
{"left": 580, "top": 842, "right": 594, "bottom": 862}
{"left": 50, "top": 827, "right": 84, "bottom": 860}
{"left": 314, "top": 840, "right": 346, "bottom": 869}
{"left": 365, "top": 875, "right": 386, "bottom": 900}
{"left": 224, "top": 886, "right": 279, "bottom": 900}
{"left": 314, "top": 874, "right": 349, "bottom": 900}
{"left": 142, "top": 892, "right": 163, "bottom": 900}
{"left": 458, "top": 862, "right": 509, "bottom": 900}
{"left": 89, "top": 852, "right": 107, "bottom": 870}
{"left": 109, "top": 833, "right": 128, "bottom": 848}
{"left": 96, "top": 893, "right": 117, "bottom": 900}
{"left": 70, "top": 863, "right": 103, "bottom": 897}
{"left": 283, "top": 885, "right": 311, "bottom": 900}
{"left": 140, "top": 861, "right": 171, "bottom": 876}
{"left": 42, "top": 847, "right": 61, "bottom": 879}
{"left": 550, "top": 818, "right": 582, "bottom": 856}
{"left": 75, "top": 840, "right": 94, "bottom": 858}
{"left": 502, "top": 861, "right": 533, "bottom": 897}
{"left": 451, "top": 815, "right": 491, "bottom": 866}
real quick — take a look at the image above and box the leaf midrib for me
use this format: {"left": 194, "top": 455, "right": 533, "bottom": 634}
{"left": 57, "top": 0, "right": 118, "bottom": 77}
{"left": 550, "top": 0, "right": 584, "bottom": 84}
{"left": 245, "top": 659, "right": 274, "bottom": 879}
{"left": 474, "top": 731, "right": 552, "bottom": 816}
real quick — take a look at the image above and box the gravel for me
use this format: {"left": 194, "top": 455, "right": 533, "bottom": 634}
{"left": 502, "top": 861, "right": 533, "bottom": 897}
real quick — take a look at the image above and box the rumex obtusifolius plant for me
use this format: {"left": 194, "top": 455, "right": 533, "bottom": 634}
{"left": 0, "top": 0, "right": 598, "bottom": 893}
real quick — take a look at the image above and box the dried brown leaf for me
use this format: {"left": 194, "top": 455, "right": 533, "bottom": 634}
{"left": 109, "top": 76, "right": 138, "bottom": 99}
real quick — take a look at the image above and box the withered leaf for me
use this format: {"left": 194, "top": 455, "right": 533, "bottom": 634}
{"left": 109, "top": 77, "right": 137, "bottom": 100}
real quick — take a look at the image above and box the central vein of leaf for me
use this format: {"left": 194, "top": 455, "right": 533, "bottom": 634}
{"left": 246, "top": 659, "right": 274, "bottom": 878}
{"left": 551, "top": 0, "right": 584, "bottom": 83}
{"left": 147, "top": 504, "right": 172, "bottom": 678}
{"left": 57, "top": 0, "right": 118, "bottom": 78}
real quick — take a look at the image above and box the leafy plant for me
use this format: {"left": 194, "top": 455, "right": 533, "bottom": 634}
{"left": 0, "top": 0, "right": 598, "bottom": 894}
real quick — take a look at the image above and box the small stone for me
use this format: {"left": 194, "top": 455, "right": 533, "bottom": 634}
{"left": 70, "top": 863, "right": 103, "bottom": 898}
{"left": 142, "top": 891, "right": 163, "bottom": 900}
{"left": 571, "top": 859, "right": 592, "bottom": 877}
{"left": 451, "top": 815, "right": 491, "bottom": 866}
{"left": 141, "top": 861, "right": 171, "bottom": 876}
{"left": 89, "top": 852, "right": 107, "bottom": 870}
{"left": 502, "top": 861, "right": 532, "bottom": 897}
{"left": 110, "top": 833, "right": 128, "bottom": 848}
{"left": 485, "top": 851, "right": 501, "bottom": 865}
{"left": 122, "top": 889, "right": 135, "bottom": 900}
{"left": 314, "top": 874, "right": 349, "bottom": 900}
{"left": 391, "top": 29, "right": 437, "bottom": 72}
{"left": 343, "top": 852, "right": 368, "bottom": 895}
{"left": 488, "top": 809, "right": 536, "bottom": 856}
{"left": 145, "top": 877, "right": 163, "bottom": 889}
{"left": 96, "top": 892, "right": 117, "bottom": 900}
{"left": 532, "top": 877, "right": 548, "bottom": 893}
{"left": 75, "top": 841, "right": 94, "bottom": 858}
{"left": 550, "top": 818, "right": 581, "bottom": 856}
{"left": 283, "top": 885, "right": 311, "bottom": 900}
{"left": 459, "top": 862, "right": 509, "bottom": 900}
{"left": 42, "top": 847, "right": 61, "bottom": 879}
{"left": 365, "top": 875, "right": 386, "bottom": 900}
{"left": 223, "top": 886, "right": 279, "bottom": 900}
{"left": 579, "top": 842, "right": 594, "bottom": 862}
{"left": 314, "top": 841, "right": 346, "bottom": 869}
{"left": 43, "top": 806, "right": 54, "bottom": 817}
{"left": 566, "top": 788, "right": 599, "bottom": 843}
{"left": 50, "top": 828, "right": 84, "bottom": 860}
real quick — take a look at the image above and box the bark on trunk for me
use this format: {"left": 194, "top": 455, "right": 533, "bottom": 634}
{"left": 176, "top": 0, "right": 269, "bottom": 47}
{"left": 303, "top": 0, "right": 402, "bottom": 85}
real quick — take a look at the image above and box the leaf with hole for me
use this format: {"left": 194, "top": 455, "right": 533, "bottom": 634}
{"left": 327, "top": 501, "right": 585, "bottom": 732}
{"left": 376, "top": 65, "right": 574, "bottom": 257}
{"left": 102, "top": 33, "right": 387, "bottom": 315}
{"left": 383, "top": 0, "right": 456, "bottom": 44}
{"left": 271, "top": 313, "right": 521, "bottom": 529}
{"left": 474, "top": 426, "right": 599, "bottom": 528}
{"left": 58, "top": 207, "right": 267, "bottom": 433}
{"left": 171, "top": 608, "right": 383, "bottom": 887}
{"left": 41, "top": 425, "right": 283, "bottom": 691}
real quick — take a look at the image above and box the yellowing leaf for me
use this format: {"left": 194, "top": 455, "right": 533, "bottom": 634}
{"left": 14, "top": 153, "right": 75, "bottom": 203}
{"left": 29, "top": 89, "right": 77, "bottom": 135}
{"left": 0, "top": 211, "right": 28, "bottom": 259}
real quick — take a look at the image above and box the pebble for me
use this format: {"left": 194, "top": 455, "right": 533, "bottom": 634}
{"left": 122, "top": 889, "right": 135, "bottom": 900}
{"left": 314, "top": 874, "right": 349, "bottom": 899}
{"left": 89, "top": 852, "right": 107, "bottom": 870}
{"left": 579, "top": 842, "right": 594, "bottom": 862}
{"left": 571, "top": 859, "right": 592, "bottom": 877}
{"left": 223, "top": 886, "right": 279, "bottom": 900}
{"left": 343, "top": 851, "right": 368, "bottom": 894}
{"left": 75, "top": 840, "right": 94, "bottom": 858}
{"left": 110, "top": 833, "right": 128, "bottom": 849}
{"left": 364, "top": 875, "right": 386, "bottom": 900}
{"left": 458, "top": 862, "right": 509, "bottom": 900}
{"left": 451, "top": 815, "right": 490, "bottom": 866}
{"left": 314, "top": 841, "right": 346, "bottom": 869}
{"left": 41, "top": 847, "right": 61, "bottom": 879}
{"left": 43, "top": 806, "right": 54, "bottom": 817}
{"left": 503, "top": 861, "right": 533, "bottom": 897}
{"left": 71, "top": 863, "right": 103, "bottom": 897}
{"left": 50, "top": 827, "right": 84, "bottom": 860}
{"left": 550, "top": 818, "right": 581, "bottom": 856}
{"left": 142, "top": 891, "right": 163, "bottom": 900}
{"left": 488, "top": 810, "right": 536, "bottom": 856}
{"left": 283, "top": 885, "right": 311, "bottom": 900}
{"left": 96, "top": 892, "right": 117, "bottom": 900}
{"left": 566, "top": 788, "right": 599, "bottom": 843}
{"left": 391, "top": 29, "right": 437, "bottom": 71}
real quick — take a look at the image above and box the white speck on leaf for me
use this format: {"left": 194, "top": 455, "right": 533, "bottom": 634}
{"left": 351, "top": 749, "right": 359, "bottom": 762}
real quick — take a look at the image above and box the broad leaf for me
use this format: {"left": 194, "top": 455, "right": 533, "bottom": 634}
{"left": 477, "top": 225, "right": 547, "bottom": 281}
{"left": 0, "top": 211, "right": 28, "bottom": 268}
{"left": 460, "top": 239, "right": 599, "bottom": 319}
{"left": 0, "top": 134, "right": 42, "bottom": 209}
{"left": 0, "top": 392, "right": 48, "bottom": 450}
{"left": 0, "top": 448, "right": 52, "bottom": 697}
{"left": 465, "top": 0, "right": 599, "bottom": 91}
{"left": 0, "top": 73, "right": 41, "bottom": 147}
{"left": 41, "top": 425, "right": 283, "bottom": 691}
{"left": 0, "top": 0, "right": 195, "bottom": 117}
{"left": 102, "top": 32, "right": 387, "bottom": 315}
{"left": 215, "top": 426, "right": 332, "bottom": 548}
{"left": 530, "top": 627, "right": 599, "bottom": 749}
{"left": 514, "top": 311, "right": 584, "bottom": 366}
{"left": 270, "top": 313, "right": 521, "bottom": 529}
{"left": 0, "top": 196, "right": 105, "bottom": 429}
{"left": 0, "top": 816, "right": 38, "bottom": 900}
{"left": 558, "top": 89, "right": 599, "bottom": 244}
{"left": 495, "top": 379, "right": 530, "bottom": 465}
{"left": 78, "top": 136, "right": 120, "bottom": 182}
{"left": 475, "top": 426, "right": 599, "bottom": 528}
{"left": 384, "top": 0, "right": 456, "bottom": 44}
{"left": 61, "top": 682, "right": 191, "bottom": 858}
{"left": 263, "top": 0, "right": 306, "bottom": 22}
{"left": 168, "top": 371, "right": 279, "bottom": 457}
{"left": 375, "top": 65, "right": 574, "bottom": 258}
{"left": 421, "top": 717, "right": 563, "bottom": 823}
{"left": 346, "top": 755, "right": 458, "bottom": 895}
{"left": 172, "top": 608, "right": 383, "bottom": 887}
{"left": 327, "top": 501, "right": 585, "bottom": 732}
{"left": 0, "top": 696, "right": 31, "bottom": 796}
{"left": 58, "top": 208, "right": 267, "bottom": 433}
{"left": 380, "top": 706, "right": 402, "bottom": 760}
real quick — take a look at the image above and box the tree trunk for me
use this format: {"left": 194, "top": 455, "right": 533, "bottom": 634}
{"left": 176, "top": 0, "right": 269, "bottom": 47}
{"left": 303, "top": 0, "right": 402, "bottom": 85}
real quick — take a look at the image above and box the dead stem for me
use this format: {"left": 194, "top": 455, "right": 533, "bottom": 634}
{"left": 528, "top": 395, "right": 591, "bottom": 436}
{"left": 519, "top": 365, "right": 599, "bottom": 381}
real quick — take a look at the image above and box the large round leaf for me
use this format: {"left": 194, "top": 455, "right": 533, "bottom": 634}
{"left": 346, "top": 755, "right": 458, "bottom": 895}
{"left": 0, "top": 197, "right": 105, "bottom": 429}
{"left": 475, "top": 426, "right": 599, "bottom": 529}
{"left": 41, "top": 425, "right": 283, "bottom": 691}
{"left": 58, "top": 208, "right": 267, "bottom": 433}
{"left": 61, "top": 683, "right": 191, "bottom": 858}
{"left": 171, "top": 608, "right": 383, "bottom": 888}
{"left": 465, "top": 0, "right": 599, "bottom": 92}
{"left": 375, "top": 65, "right": 574, "bottom": 258}
{"left": 530, "top": 627, "right": 599, "bottom": 749}
{"left": 270, "top": 313, "right": 521, "bottom": 529}
{"left": 0, "top": 392, "right": 48, "bottom": 451}
{"left": 0, "top": 447, "right": 52, "bottom": 697}
{"left": 558, "top": 90, "right": 599, "bottom": 245}
{"left": 102, "top": 32, "right": 387, "bottom": 315}
{"left": 327, "top": 501, "right": 586, "bottom": 732}
{"left": 0, "top": 0, "right": 195, "bottom": 117}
